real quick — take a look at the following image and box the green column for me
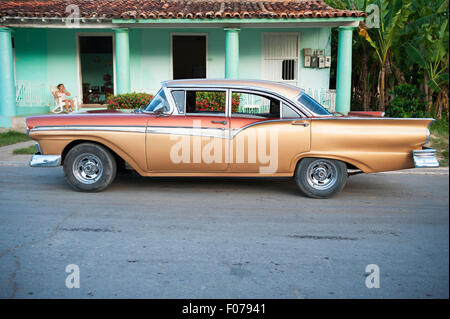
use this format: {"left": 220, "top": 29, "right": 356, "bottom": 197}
{"left": 224, "top": 28, "right": 240, "bottom": 79}
{"left": 335, "top": 26, "right": 354, "bottom": 114}
{"left": 114, "top": 28, "right": 130, "bottom": 94}
{"left": 0, "top": 27, "right": 16, "bottom": 127}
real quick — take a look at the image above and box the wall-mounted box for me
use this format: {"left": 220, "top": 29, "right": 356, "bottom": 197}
{"left": 311, "top": 56, "right": 319, "bottom": 68}
{"left": 304, "top": 55, "right": 311, "bottom": 67}
{"left": 319, "top": 56, "right": 325, "bottom": 68}
{"left": 303, "top": 48, "right": 312, "bottom": 56}
{"left": 325, "top": 56, "right": 331, "bottom": 68}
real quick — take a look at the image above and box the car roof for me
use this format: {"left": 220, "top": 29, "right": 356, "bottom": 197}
{"left": 163, "top": 79, "right": 303, "bottom": 100}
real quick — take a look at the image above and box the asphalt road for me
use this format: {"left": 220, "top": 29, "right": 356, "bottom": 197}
{"left": 0, "top": 166, "right": 448, "bottom": 299}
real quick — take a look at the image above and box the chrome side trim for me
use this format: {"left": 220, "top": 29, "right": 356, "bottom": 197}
{"left": 29, "top": 154, "right": 61, "bottom": 167}
{"left": 413, "top": 147, "right": 439, "bottom": 168}
{"left": 146, "top": 119, "right": 302, "bottom": 140}
{"left": 147, "top": 126, "right": 229, "bottom": 139}
{"left": 30, "top": 125, "right": 147, "bottom": 133}
{"left": 230, "top": 119, "right": 308, "bottom": 138}
{"left": 311, "top": 117, "right": 436, "bottom": 121}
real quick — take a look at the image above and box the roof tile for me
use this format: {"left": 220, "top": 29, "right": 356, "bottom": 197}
{"left": 0, "top": 0, "right": 365, "bottom": 20}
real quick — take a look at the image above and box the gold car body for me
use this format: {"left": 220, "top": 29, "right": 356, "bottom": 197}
{"left": 26, "top": 79, "right": 438, "bottom": 175}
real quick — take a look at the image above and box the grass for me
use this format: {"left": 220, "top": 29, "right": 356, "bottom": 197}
{"left": 429, "top": 118, "right": 449, "bottom": 167}
{"left": 0, "top": 130, "right": 30, "bottom": 147}
{"left": 13, "top": 145, "right": 36, "bottom": 155}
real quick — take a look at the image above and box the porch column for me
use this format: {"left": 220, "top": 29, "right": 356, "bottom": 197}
{"left": 335, "top": 26, "right": 355, "bottom": 114}
{"left": 224, "top": 28, "right": 240, "bottom": 79}
{"left": 114, "top": 28, "right": 130, "bottom": 94}
{"left": 0, "top": 27, "right": 16, "bottom": 127}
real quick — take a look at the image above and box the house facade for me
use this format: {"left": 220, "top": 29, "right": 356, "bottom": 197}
{"left": 0, "top": 0, "right": 364, "bottom": 128}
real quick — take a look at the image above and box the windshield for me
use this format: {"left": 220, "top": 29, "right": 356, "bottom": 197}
{"left": 144, "top": 89, "right": 171, "bottom": 113}
{"left": 297, "top": 92, "right": 331, "bottom": 116}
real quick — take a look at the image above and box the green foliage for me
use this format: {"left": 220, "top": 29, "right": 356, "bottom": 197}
{"left": 430, "top": 117, "right": 449, "bottom": 136}
{"left": 0, "top": 131, "right": 30, "bottom": 147}
{"left": 385, "top": 84, "right": 428, "bottom": 118}
{"left": 106, "top": 92, "right": 154, "bottom": 110}
{"left": 13, "top": 145, "right": 36, "bottom": 155}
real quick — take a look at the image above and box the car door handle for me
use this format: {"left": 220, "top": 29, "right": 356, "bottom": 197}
{"left": 211, "top": 120, "right": 227, "bottom": 125}
{"left": 291, "top": 121, "right": 309, "bottom": 127}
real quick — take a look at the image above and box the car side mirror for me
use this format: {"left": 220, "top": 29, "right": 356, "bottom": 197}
{"left": 153, "top": 103, "right": 166, "bottom": 114}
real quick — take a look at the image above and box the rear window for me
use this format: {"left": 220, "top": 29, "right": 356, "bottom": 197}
{"left": 297, "top": 92, "right": 330, "bottom": 116}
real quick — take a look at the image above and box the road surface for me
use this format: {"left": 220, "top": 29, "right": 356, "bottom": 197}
{"left": 0, "top": 166, "right": 448, "bottom": 298}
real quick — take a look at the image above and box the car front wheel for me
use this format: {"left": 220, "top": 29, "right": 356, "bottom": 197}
{"left": 295, "top": 158, "right": 348, "bottom": 199}
{"left": 63, "top": 143, "right": 117, "bottom": 192}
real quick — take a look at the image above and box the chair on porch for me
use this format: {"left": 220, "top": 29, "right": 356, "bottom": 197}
{"left": 50, "top": 86, "right": 79, "bottom": 113}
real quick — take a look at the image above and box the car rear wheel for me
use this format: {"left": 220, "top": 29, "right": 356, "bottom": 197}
{"left": 63, "top": 143, "right": 117, "bottom": 192}
{"left": 295, "top": 158, "right": 348, "bottom": 199}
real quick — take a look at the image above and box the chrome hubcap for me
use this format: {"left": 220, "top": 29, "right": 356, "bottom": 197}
{"left": 72, "top": 153, "right": 103, "bottom": 184}
{"left": 306, "top": 160, "right": 337, "bottom": 190}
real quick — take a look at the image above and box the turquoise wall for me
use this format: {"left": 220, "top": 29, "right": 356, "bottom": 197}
{"left": 12, "top": 27, "right": 331, "bottom": 111}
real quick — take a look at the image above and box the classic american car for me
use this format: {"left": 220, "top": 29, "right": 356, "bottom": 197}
{"left": 26, "top": 79, "right": 439, "bottom": 198}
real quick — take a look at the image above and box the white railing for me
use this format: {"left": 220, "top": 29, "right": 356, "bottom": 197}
{"left": 304, "top": 88, "right": 336, "bottom": 113}
{"left": 15, "top": 80, "right": 53, "bottom": 107}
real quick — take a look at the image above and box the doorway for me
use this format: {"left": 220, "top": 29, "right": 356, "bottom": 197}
{"left": 78, "top": 35, "right": 114, "bottom": 105}
{"left": 172, "top": 35, "right": 207, "bottom": 80}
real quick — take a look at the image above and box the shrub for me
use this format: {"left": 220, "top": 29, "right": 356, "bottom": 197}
{"left": 105, "top": 92, "right": 154, "bottom": 110}
{"left": 194, "top": 92, "right": 241, "bottom": 112}
{"left": 386, "top": 84, "right": 428, "bottom": 118}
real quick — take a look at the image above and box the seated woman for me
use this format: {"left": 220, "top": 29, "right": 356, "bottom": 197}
{"left": 53, "top": 84, "right": 74, "bottom": 113}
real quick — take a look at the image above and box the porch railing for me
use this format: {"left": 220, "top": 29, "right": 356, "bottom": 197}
{"left": 15, "top": 80, "right": 53, "bottom": 108}
{"left": 305, "top": 88, "right": 336, "bottom": 113}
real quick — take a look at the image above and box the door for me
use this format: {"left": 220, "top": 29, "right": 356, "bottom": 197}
{"left": 228, "top": 90, "right": 310, "bottom": 174}
{"left": 262, "top": 33, "right": 300, "bottom": 86}
{"left": 146, "top": 88, "right": 229, "bottom": 172}
{"left": 78, "top": 35, "right": 114, "bottom": 104}
{"left": 172, "top": 35, "right": 207, "bottom": 79}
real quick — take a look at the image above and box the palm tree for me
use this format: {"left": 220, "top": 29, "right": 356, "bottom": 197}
{"left": 360, "top": 0, "right": 411, "bottom": 111}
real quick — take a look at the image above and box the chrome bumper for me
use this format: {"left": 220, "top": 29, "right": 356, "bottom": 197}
{"left": 413, "top": 147, "right": 440, "bottom": 168}
{"left": 29, "top": 154, "right": 61, "bottom": 167}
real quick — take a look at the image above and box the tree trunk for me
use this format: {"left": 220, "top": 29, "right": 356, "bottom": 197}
{"left": 436, "top": 91, "right": 442, "bottom": 119}
{"left": 361, "top": 44, "right": 369, "bottom": 111}
{"left": 391, "top": 61, "right": 406, "bottom": 85}
{"left": 424, "top": 72, "right": 430, "bottom": 112}
{"left": 379, "top": 65, "right": 386, "bottom": 112}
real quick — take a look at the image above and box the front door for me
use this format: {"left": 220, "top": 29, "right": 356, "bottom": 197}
{"left": 146, "top": 89, "right": 229, "bottom": 172}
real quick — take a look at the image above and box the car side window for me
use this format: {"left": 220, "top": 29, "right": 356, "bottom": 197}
{"left": 171, "top": 90, "right": 185, "bottom": 114}
{"left": 231, "top": 92, "right": 280, "bottom": 119}
{"left": 185, "top": 90, "right": 226, "bottom": 115}
{"left": 282, "top": 103, "right": 302, "bottom": 118}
